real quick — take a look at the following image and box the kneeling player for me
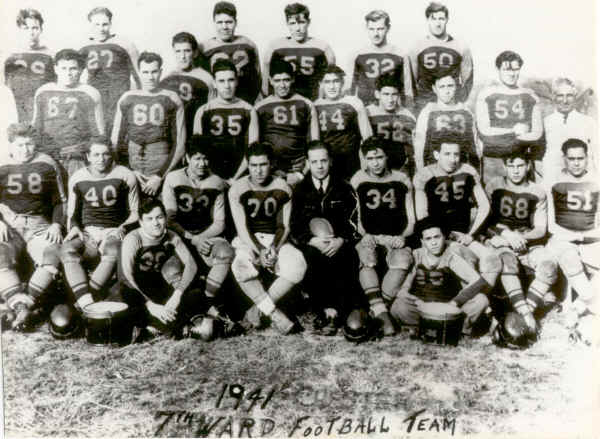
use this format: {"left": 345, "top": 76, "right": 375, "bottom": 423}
{"left": 229, "top": 142, "right": 307, "bottom": 334}
{"left": 61, "top": 139, "right": 139, "bottom": 310}
{"left": 484, "top": 145, "right": 557, "bottom": 333}
{"left": 351, "top": 136, "right": 415, "bottom": 336}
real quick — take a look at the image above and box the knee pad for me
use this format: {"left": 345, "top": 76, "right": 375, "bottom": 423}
{"left": 42, "top": 244, "right": 62, "bottom": 268}
{"left": 499, "top": 252, "right": 519, "bottom": 275}
{"left": 356, "top": 240, "right": 378, "bottom": 268}
{"left": 101, "top": 237, "right": 121, "bottom": 261}
{"left": 481, "top": 251, "right": 502, "bottom": 275}
{"left": 231, "top": 254, "right": 259, "bottom": 282}
{"left": 387, "top": 247, "right": 413, "bottom": 270}
{"left": 557, "top": 247, "right": 584, "bottom": 277}
{"left": 161, "top": 256, "right": 183, "bottom": 286}
{"left": 211, "top": 241, "right": 234, "bottom": 265}
{"left": 536, "top": 259, "right": 558, "bottom": 285}
{"left": 277, "top": 245, "right": 307, "bottom": 284}
{"left": 0, "top": 243, "right": 17, "bottom": 270}
{"left": 60, "top": 241, "right": 83, "bottom": 264}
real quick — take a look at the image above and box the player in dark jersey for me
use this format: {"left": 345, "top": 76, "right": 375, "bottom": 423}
{"left": 350, "top": 136, "right": 415, "bottom": 336}
{"left": 32, "top": 49, "right": 104, "bottom": 176}
{"left": 80, "top": 7, "right": 140, "bottom": 133}
{"left": 408, "top": 2, "right": 473, "bottom": 113}
{"left": 484, "top": 145, "right": 557, "bottom": 334}
{"left": 229, "top": 142, "right": 307, "bottom": 334}
{"left": 263, "top": 3, "right": 335, "bottom": 101}
{"left": 4, "top": 9, "right": 56, "bottom": 123}
{"left": 349, "top": 10, "right": 413, "bottom": 108}
{"left": 199, "top": 1, "right": 262, "bottom": 105}
{"left": 112, "top": 52, "right": 185, "bottom": 198}
{"left": 366, "top": 74, "right": 416, "bottom": 177}
{"left": 194, "top": 59, "right": 258, "bottom": 182}
{"left": 160, "top": 32, "right": 215, "bottom": 137}
{"left": 314, "top": 65, "right": 372, "bottom": 180}
{"left": 476, "top": 51, "right": 543, "bottom": 184}
{"left": 414, "top": 74, "right": 478, "bottom": 170}
{"left": 0, "top": 124, "right": 65, "bottom": 330}
{"left": 546, "top": 139, "right": 600, "bottom": 321}
{"left": 61, "top": 139, "right": 139, "bottom": 311}
{"left": 256, "top": 60, "right": 318, "bottom": 186}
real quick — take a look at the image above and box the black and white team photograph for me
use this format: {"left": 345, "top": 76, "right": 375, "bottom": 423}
{"left": 0, "top": 0, "right": 598, "bottom": 437}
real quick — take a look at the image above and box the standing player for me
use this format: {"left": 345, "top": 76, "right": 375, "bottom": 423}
{"left": 4, "top": 9, "right": 56, "bottom": 123}
{"left": 263, "top": 3, "right": 335, "bottom": 101}
{"left": 199, "top": 2, "right": 262, "bottom": 105}
{"left": 112, "top": 52, "right": 185, "bottom": 198}
{"left": 229, "top": 142, "right": 307, "bottom": 334}
{"left": 476, "top": 51, "right": 543, "bottom": 184}
{"left": 408, "top": 2, "right": 473, "bottom": 113}
{"left": 61, "top": 139, "right": 139, "bottom": 311}
{"left": 160, "top": 32, "right": 215, "bottom": 137}
{"left": 0, "top": 124, "right": 65, "bottom": 330}
{"left": 80, "top": 7, "right": 140, "bottom": 132}
{"left": 193, "top": 59, "right": 258, "bottom": 182}
{"left": 314, "top": 65, "right": 372, "bottom": 180}
{"left": 349, "top": 10, "right": 413, "bottom": 108}
{"left": 31, "top": 49, "right": 104, "bottom": 176}
{"left": 414, "top": 74, "right": 478, "bottom": 170}
{"left": 366, "top": 74, "right": 416, "bottom": 177}
{"left": 256, "top": 60, "right": 318, "bottom": 186}
{"left": 351, "top": 136, "right": 415, "bottom": 336}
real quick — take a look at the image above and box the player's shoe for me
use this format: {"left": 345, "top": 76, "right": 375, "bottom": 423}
{"left": 375, "top": 311, "right": 396, "bottom": 336}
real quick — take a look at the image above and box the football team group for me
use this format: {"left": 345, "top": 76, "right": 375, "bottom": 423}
{"left": 1, "top": 1, "right": 598, "bottom": 346}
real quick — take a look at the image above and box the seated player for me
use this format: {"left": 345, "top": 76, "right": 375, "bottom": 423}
{"left": 199, "top": 1, "right": 261, "bottom": 105}
{"left": 484, "top": 145, "right": 557, "bottom": 334}
{"left": 350, "top": 136, "right": 415, "bottom": 336}
{"left": 255, "top": 60, "right": 318, "bottom": 186}
{"left": 546, "top": 139, "right": 600, "bottom": 322}
{"left": 32, "top": 49, "right": 104, "bottom": 176}
{"left": 162, "top": 134, "right": 235, "bottom": 328}
{"left": 391, "top": 217, "right": 491, "bottom": 331}
{"left": 366, "top": 74, "right": 416, "bottom": 179}
{"left": 0, "top": 123, "right": 66, "bottom": 330}
{"left": 414, "top": 74, "right": 478, "bottom": 170}
{"left": 349, "top": 9, "right": 413, "bottom": 108}
{"left": 112, "top": 52, "right": 185, "bottom": 198}
{"left": 193, "top": 59, "right": 258, "bottom": 183}
{"left": 476, "top": 51, "right": 543, "bottom": 184}
{"left": 61, "top": 139, "right": 139, "bottom": 311}
{"left": 229, "top": 142, "right": 307, "bottom": 334}
{"left": 117, "top": 199, "right": 201, "bottom": 337}
{"left": 314, "top": 65, "right": 372, "bottom": 180}
{"left": 160, "top": 32, "right": 215, "bottom": 137}
{"left": 263, "top": 2, "right": 335, "bottom": 101}
{"left": 291, "top": 141, "right": 365, "bottom": 335}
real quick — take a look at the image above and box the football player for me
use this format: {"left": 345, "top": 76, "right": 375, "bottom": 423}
{"left": 350, "top": 136, "right": 415, "bottom": 336}
{"left": 162, "top": 134, "right": 234, "bottom": 324}
{"left": 414, "top": 74, "right": 478, "bottom": 170}
{"left": 366, "top": 74, "right": 416, "bottom": 177}
{"left": 543, "top": 78, "right": 597, "bottom": 179}
{"left": 160, "top": 32, "right": 215, "bottom": 137}
{"left": 546, "top": 139, "right": 600, "bottom": 320}
{"left": 4, "top": 9, "right": 56, "bottom": 122}
{"left": 199, "top": 1, "right": 262, "bottom": 105}
{"left": 61, "top": 139, "right": 139, "bottom": 311}
{"left": 476, "top": 51, "right": 543, "bottom": 184}
{"left": 263, "top": 3, "right": 335, "bottom": 101}
{"left": 31, "top": 49, "right": 104, "bottom": 176}
{"left": 112, "top": 52, "right": 185, "bottom": 198}
{"left": 314, "top": 65, "right": 372, "bottom": 180}
{"left": 291, "top": 140, "right": 365, "bottom": 335}
{"left": 408, "top": 2, "right": 473, "bottom": 113}
{"left": 80, "top": 7, "right": 140, "bottom": 133}
{"left": 193, "top": 59, "right": 258, "bottom": 183}
{"left": 484, "top": 145, "right": 557, "bottom": 333}
{"left": 255, "top": 60, "right": 319, "bottom": 186}
{"left": 349, "top": 10, "right": 413, "bottom": 108}
{"left": 391, "top": 217, "right": 491, "bottom": 331}
{"left": 0, "top": 123, "right": 66, "bottom": 330}
{"left": 228, "top": 142, "right": 307, "bottom": 334}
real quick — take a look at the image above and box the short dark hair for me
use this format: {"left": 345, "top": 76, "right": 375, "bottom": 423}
{"left": 17, "top": 9, "right": 43, "bottom": 27}
{"left": 502, "top": 143, "right": 530, "bottom": 163}
{"left": 433, "top": 73, "right": 458, "bottom": 86}
{"left": 495, "top": 51, "right": 523, "bottom": 69}
{"left": 213, "top": 1, "right": 237, "bottom": 19}
{"left": 285, "top": 3, "right": 310, "bottom": 21}
{"left": 172, "top": 32, "right": 198, "bottom": 51}
{"left": 138, "top": 52, "right": 163, "bottom": 69}
{"left": 55, "top": 49, "right": 85, "bottom": 68}
{"left": 320, "top": 65, "right": 345, "bottom": 82}
{"left": 87, "top": 7, "right": 112, "bottom": 22}
{"left": 7, "top": 123, "right": 37, "bottom": 143}
{"left": 425, "top": 2, "right": 448, "bottom": 19}
{"left": 561, "top": 138, "right": 588, "bottom": 156}
{"left": 365, "top": 10, "right": 390, "bottom": 27}
{"left": 306, "top": 140, "right": 331, "bottom": 157}
{"left": 430, "top": 133, "right": 464, "bottom": 152}
{"left": 360, "top": 136, "right": 389, "bottom": 157}
{"left": 139, "top": 198, "right": 166, "bottom": 219}
{"left": 415, "top": 216, "right": 446, "bottom": 239}
{"left": 212, "top": 58, "right": 237, "bottom": 77}
{"left": 375, "top": 73, "right": 400, "bottom": 91}
{"left": 270, "top": 59, "right": 294, "bottom": 78}
{"left": 85, "top": 135, "right": 111, "bottom": 154}
{"left": 186, "top": 134, "right": 212, "bottom": 159}
{"left": 246, "top": 142, "right": 273, "bottom": 161}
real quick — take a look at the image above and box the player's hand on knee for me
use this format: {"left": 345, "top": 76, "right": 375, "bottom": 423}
{"left": 501, "top": 230, "right": 526, "bottom": 252}
{"left": 0, "top": 221, "right": 8, "bottom": 242}
{"left": 323, "top": 237, "right": 343, "bottom": 257}
{"left": 450, "top": 231, "right": 473, "bottom": 246}
{"left": 64, "top": 226, "right": 83, "bottom": 242}
{"left": 144, "top": 175, "right": 162, "bottom": 196}
{"left": 513, "top": 123, "right": 528, "bottom": 136}
{"left": 147, "top": 301, "right": 176, "bottom": 324}
{"left": 362, "top": 234, "right": 377, "bottom": 249}
{"left": 309, "top": 236, "right": 330, "bottom": 253}
{"left": 45, "top": 223, "right": 63, "bottom": 244}
{"left": 489, "top": 235, "right": 509, "bottom": 248}
{"left": 192, "top": 235, "right": 212, "bottom": 256}
{"left": 259, "top": 247, "right": 276, "bottom": 269}
{"left": 390, "top": 236, "right": 405, "bottom": 249}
